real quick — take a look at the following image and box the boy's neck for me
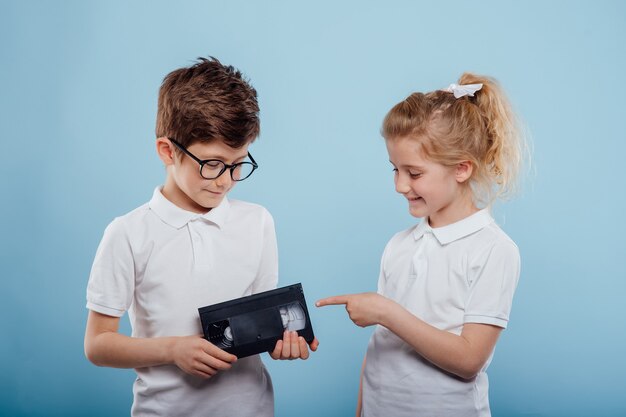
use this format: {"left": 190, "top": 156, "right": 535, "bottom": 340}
{"left": 161, "top": 177, "right": 212, "bottom": 214}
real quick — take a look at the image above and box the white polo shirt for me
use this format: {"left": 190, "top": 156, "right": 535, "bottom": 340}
{"left": 362, "top": 209, "right": 520, "bottom": 417}
{"left": 86, "top": 187, "right": 278, "bottom": 417}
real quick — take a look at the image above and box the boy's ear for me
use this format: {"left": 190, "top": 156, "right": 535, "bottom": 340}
{"left": 156, "top": 137, "right": 176, "bottom": 166}
{"left": 455, "top": 161, "right": 473, "bottom": 183}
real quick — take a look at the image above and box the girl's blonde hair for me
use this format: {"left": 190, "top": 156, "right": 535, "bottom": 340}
{"left": 382, "top": 73, "right": 526, "bottom": 206}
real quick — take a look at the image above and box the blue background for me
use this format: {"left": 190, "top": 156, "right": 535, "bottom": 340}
{"left": 1, "top": 1, "right": 625, "bottom": 416}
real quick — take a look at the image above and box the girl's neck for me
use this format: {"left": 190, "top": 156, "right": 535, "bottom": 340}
{"left": 428, "top": 193, "right": 479, "bottom": 228}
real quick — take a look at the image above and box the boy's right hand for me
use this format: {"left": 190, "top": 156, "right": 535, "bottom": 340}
{"left": 170, "top": 335, "right": 237, "bottom": 378}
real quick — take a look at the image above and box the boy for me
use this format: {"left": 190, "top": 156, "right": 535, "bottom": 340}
{"left": 84, "top": 57, "right": 318, "bottom": 417}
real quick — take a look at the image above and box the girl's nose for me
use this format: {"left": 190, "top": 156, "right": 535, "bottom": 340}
{"left": 394, "top": 173, "right": 410, "bottom": 194}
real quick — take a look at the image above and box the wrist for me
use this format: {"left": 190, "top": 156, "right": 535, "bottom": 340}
{"left": 163, "top": 336, "right": 177, "bottom": 365}
{"left": 377, "top": 297, "right": 398, "bottom": 328}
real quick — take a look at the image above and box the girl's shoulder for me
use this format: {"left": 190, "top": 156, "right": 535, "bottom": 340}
{"left": 468, "top": 222, "right": 520, "bottom": 266}
{"left": 387, "top": 223, "right": 420, "bottom": 246}
{"left": 478, "top": 221, "right": 518, "bottom": 249}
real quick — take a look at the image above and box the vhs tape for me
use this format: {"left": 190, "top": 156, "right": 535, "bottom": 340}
{"left": 198, "top": 283, "right": 315, "bottom": 358}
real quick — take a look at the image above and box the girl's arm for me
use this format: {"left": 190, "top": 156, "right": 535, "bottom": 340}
{"left": 84, "top": 310, "right": 237, "bottom": 378}
{"left": 317, "top": 293, "right": 501, "bottom": 380}
{"left": 382, "top": 300, "right": 501, "bottom": 379}
{"left": 356, "top": 356, "right": 365, "bottom": 417}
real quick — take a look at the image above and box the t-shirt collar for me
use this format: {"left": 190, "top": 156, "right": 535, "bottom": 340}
{"left": 413, "top": 209, "right": 493, "bottom": 245}
{"left": 148, "top": 186, "right": 230, "bottom": 229}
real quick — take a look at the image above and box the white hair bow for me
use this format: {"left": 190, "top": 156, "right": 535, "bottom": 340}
{"left": 444, "top": 83, "right": 483, "bottom": 98}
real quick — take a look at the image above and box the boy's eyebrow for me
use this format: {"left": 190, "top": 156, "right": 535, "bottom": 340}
{"left": 199, "top": 152, "right": 249, "bottom": 163}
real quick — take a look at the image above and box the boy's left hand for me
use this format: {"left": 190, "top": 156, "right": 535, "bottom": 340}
{"left": 270, "top": 331, "right": 319, "bottom": 360}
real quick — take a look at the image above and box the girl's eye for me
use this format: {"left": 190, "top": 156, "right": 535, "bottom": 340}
{"left": 409, "top": 172, "right": 422, "bottom": 179}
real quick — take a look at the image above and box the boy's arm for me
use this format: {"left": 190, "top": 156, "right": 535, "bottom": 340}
{"left": 268, "top": 330, "right": 319, "bottom": 360}
{"left": 316, "top": 293, "right": 501, "bottom": 380}
{"left": 84, "top": 310, "right": 237, "bottom": 378}
{"left": 250, "top": 209, "right": 279, "bottom": 294}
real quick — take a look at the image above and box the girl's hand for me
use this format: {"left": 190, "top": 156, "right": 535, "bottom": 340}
{"left": 270, "top": 331, "right": 319, "bottom": 360}
{"left": 316, "top": 292, "right": 393, "bottom": 327}
{"left": 170, "top": 335, "right": 237, "bottom": 378}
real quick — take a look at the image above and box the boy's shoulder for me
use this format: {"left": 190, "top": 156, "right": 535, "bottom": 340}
{"left": 114, "top": 200, "right": 152, "bottom": 223}
{"left": 227, "top": 198, "right": 269, "bottom": 212}
{"left": 101, "top": 197, "right": 274, "bottom": 244}
{"left": 99, "top": 202, "right": 152, "bottom": 238}
{"left": 225, "top": 198, "right": 274, "bottom": 223}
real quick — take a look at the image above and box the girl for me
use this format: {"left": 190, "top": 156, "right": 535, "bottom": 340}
{"left": 317, "top": 74, "right": 525, "bottom": 417}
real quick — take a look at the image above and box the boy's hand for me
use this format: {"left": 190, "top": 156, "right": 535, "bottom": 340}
{"left": 171, "top": 335, "right": 237, "bottom": 378}
{"left": 316, "top": 292, "right": 393, "bottom": 328}
{"left": 269, "top": 331, "right": 319, "bottom": 360}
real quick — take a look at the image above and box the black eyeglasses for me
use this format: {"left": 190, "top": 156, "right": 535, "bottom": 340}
{"left": 169, "top": 138, "right": 258, "bottom": 181}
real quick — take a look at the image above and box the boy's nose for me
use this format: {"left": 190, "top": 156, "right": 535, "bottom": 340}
{"left": 214, "top": 170, "right": 233, "bottom": 187}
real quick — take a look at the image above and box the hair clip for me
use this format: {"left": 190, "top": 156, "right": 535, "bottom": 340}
{"left": 444, "top": 83, "right": 483, "bottom": 98}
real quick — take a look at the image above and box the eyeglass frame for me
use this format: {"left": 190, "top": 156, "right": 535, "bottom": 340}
{"left": 168, "top": 138, "right": 258, "bottom": 181}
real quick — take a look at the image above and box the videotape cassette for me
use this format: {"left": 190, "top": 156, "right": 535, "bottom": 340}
{"left": 198, "top": 283, "right": 315, "bottom": 358}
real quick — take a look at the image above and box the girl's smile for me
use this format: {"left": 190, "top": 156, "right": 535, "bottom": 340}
{"left": 386, "top": 136, "right": 477, "bottom": 228}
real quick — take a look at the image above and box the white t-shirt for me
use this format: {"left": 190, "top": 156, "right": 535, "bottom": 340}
{"left": 86, "top": 187, "right": 278, "bottom": 417}
{"left": 362, "top": 209, "right": 520, "bottom": 417}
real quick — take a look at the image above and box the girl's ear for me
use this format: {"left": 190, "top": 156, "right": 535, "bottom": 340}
{"left": 455, "top": 161, "right": 473, "bottom": 183}
{"left": 156, "top": 137, "right": 176, "bottom": 166}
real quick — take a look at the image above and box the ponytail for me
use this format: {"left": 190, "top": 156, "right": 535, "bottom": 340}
{"left": 458, "top": 73, "right": 523, "bottom": 201}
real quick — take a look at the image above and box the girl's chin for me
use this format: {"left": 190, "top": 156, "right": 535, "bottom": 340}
{"left": 408, "top": 207, "right": 428, "bottom": 218}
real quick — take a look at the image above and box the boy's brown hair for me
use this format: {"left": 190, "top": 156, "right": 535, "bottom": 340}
{"left": 156, "top": 56, "right": 259, "bottom": 149}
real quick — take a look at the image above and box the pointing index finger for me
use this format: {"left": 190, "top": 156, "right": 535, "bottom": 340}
{"left": 316, "top": 295, "right": 351, "bottom": 307}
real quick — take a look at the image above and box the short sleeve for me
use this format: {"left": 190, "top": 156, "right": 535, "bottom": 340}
{"left": 250, "top": 208, "right": 279, "bottom": 294}
{"left": 86, "top": 218, "right": 135, "bottom": 317}
{"left": 464, "top": 241, "right": 520, "bottom": 329}
{"left": 376, "top": 240, "right": 392, "bottom": 295}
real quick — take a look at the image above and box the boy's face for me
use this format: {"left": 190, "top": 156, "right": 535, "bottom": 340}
{"left": 158, "top": 138, "right": 250, "bottom": 213}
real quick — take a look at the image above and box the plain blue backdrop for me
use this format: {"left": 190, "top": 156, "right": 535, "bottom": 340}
{"left": 1, "top": 1, "right": 625, "bottom": 416}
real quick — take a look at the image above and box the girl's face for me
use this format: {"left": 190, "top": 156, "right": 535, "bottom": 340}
{"left": 386, "top": 137, "right": 476, "bottom": 228}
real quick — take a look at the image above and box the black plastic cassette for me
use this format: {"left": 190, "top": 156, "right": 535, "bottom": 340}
{"left": 198, "top": 283, "right": 315, "bottom": 358}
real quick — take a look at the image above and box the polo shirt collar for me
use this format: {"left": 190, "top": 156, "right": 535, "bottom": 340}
{"left": 413, "top": 209, "right": 493, "bottom": 245}
{"left": 148, "top": 186, "right": 230, "bottom": 229}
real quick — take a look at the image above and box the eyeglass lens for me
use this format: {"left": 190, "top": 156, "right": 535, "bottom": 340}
{"left": 201, "top": 161, "right": 255, "bottom": 181}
